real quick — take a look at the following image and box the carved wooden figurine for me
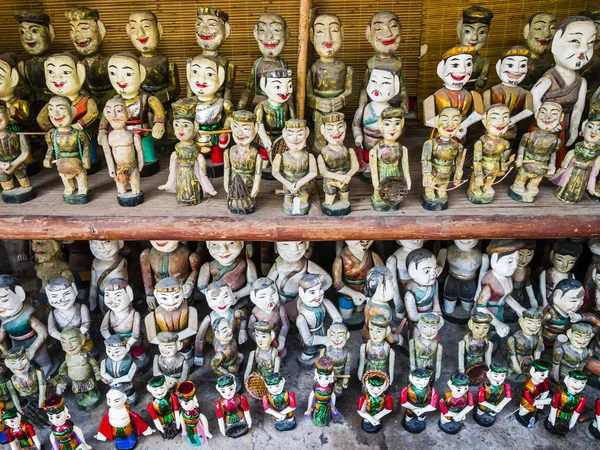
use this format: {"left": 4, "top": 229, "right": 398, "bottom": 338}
{"left": 244, "top": 321, "right": 280, "bottom": 381}
{"left": 409, "top": 313, "right": 443, "bottom": 381}
{"left": 272, "top": 118, "right": 317, "bottom": 215}
{"left": 249, "top": 278, "right": 290, "bottom": 358}
{"left": 153, "top": 332, "right": 189, "bottom": 390}
{"left": 215, "top": 374, "right": 251, "bottom": 438}
{"left": 55, "top": 328, "right": 101, "bottom": 410}
{"left": 31, "top": 240, "right": 73, "bottom": 306}
{"left": 43, "top": 96, "right": 91, "bottom": 204}
{"left": 96, "top": 387, "right": 154, "bottom": 449}
{"left": 458, "top": 312, "right": 493, "bottom": 384}
{"left": 421, "top": 107, "right": 465, "bottom": 211}
{"left": 438, "top": 373, "right": 474, "bottom": 435}
{"left": 422, "top": 46, "right": 483, "bottom": 142}
{"left": 101, "top": 98, "right": 144, "bottom": 206}
{"left": 541, "top": 279, "right": 585, "bottom": 349}
{"left": 101, "top": 335, "right": 137, "bottom": 405}
{"left": 370, "top": 108, "right": 410, "bottom": 211}
{"left": 457, "top": 6, "right": 493, "bottom": 91}
{"left": 140, "top": 240, "right": 200, "bottom": 310}
{"left": 358, "top": 315, "right": 395, "bottom": 385}
{"left": 552, "top": 322, "right": 593, "bottom": 381}
{"left": 319, "top": 323, "right": 351, "bottom": 397}
{"left": 89, "top": 240, "right": 127, "bottom": 313}
{"left": 307, "top": 14, "right": 355, "bottom": 152}
{"left": 386, "top": 239, "right": 426, "bottom": 318}
{"left": 0, "top": 101, "right": 34, "bottom": 204}
{"left": 521, "top": 12, "right": 557, "bottom": 91}
{"left": 507, "top": 309, "right": 544, "bottom": 375}
{"left": 210, "top": 317, "right": 245, "bottom": 380}
{"left": 43, "top": 395, "right": 91, "bottom": 450}
{"left": 239, "top": 14, "right": 290, "bottom": 109}
{"left": 405, "top": 249, "right": 443, "bottom": 331}
{"left": 362, "top": 266, "right": 397, "bottom": 342}
{"left": 305, "top": 357, "right": 340, "bottom": 427}
{"left": 318, "top": 113, "right": 359, "bottom": 216}
{"left": 401, "top": 369, "right": 438, "bottom": 434}
{"left": 540, "top": 240, "right": 582, "bottom": 306}
{"left": 509, "top": 102, "right": 562, "bottom": 202}
{"left": 99, "top": 53, "right": 164, "bottom": 176}
{"left": 262, "top": 373, "right": 296, "bottom": 431}
{"left": 4, "top": 347, "right": 46, "bottom": 420}
{"left": 544, "top": 370, "right": 588, "bottom": 436}
{"left": 516, "top": 359, "right": 551, "bottom": 428}
{"left": 146, "top": 375, "right": 181, "bottom": 440}
{"left": 3, "top": 409, "right": 42, "bottom": 450}
{"left": 0, "top": 275, "right": 52, "bottom": 376}
{"left": 551, "top": 115, "right": 600, "bottom": 203}
{"left": 176, "top": 380, "right": 212, "bottom": 446}
{"left": 358, "top": 371, "right": 392, "bottom": 434}
{"left": 474, "top": 364, "right": 512, "bottom": 427}
{"left": 224, "top": 110, "right": 262, "bottom": 214}
{"left": 466, "top": 104, "right": 512, "bottom": 204}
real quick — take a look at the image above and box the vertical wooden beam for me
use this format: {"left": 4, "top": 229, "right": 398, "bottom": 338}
{"left": 296, "top": 0, "right": 313, "bottom": 118}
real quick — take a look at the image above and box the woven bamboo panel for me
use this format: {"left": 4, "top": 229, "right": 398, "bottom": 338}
{"left": 0, "top": 0, "right": 300, "bottom": 107}
{"left": 311, "top": 0, "right": 423, "bottom": 116}
{"left": 418, "top": 0, "right": 595, "bottom": 120}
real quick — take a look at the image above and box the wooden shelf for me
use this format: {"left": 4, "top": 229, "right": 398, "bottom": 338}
{"left": 1, "top": 128, "right": 599, "bottom": 241}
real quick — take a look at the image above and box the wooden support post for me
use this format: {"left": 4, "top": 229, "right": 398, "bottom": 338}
{"left": 296, "top": 0, "right": 313, "bottom": 119}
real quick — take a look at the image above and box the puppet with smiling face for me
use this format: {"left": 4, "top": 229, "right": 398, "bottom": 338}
{"left": 456, "top": 6, "right": 493, "bottom": 91}
{"left": 521, "top": 12, "right": 557, "bottom": 90}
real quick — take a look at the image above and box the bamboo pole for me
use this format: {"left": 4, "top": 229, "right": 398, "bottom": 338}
{"left": 295, "top": 0, "right": 313, "bottom": 119}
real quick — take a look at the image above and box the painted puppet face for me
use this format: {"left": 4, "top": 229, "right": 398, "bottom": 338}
{"left": 487, "top": 370, "right": 507, "bottom": 386}
{"left": 299, "top": 282, "right": 324, "bottom": 307}
{"left": 535, "top": 102, "right": 563, "bottom": 132}
{"left": 408, "top": 255, "right": 438, "bottom": 287}
{"left": 213, "top": 319, "right": 234, "bottom": 343}
{"left": 314, "top": 370, "right": 334, "bottom": 387}
{"left": 582, "top": 120, "right": 600, "bottom": 145}
{"left": 482, "top": 106, "right": 510, "bottom": 138}
{"left": 346, "top": 240, "right": 373, "bottom": 254}
{"left": 553, "top": 287, "right": 584, "bottom": 315}
{"left": 519, "top": 316, "right": 541, "bottom": 336}
{"left": 530, "top": 367, "right": 549, "bottom": 384}
{"left": 262, "top": 76, "right": 293, "bottom": 104}
{"left": 127, "top": 11, "right": 161, "bottom": 55}
{"left": 0, "top": 61, "right": 18, "bottom": 99}
{"left": 147, "top": 382, "right": 168, "bottom": 399}
{"left": 265, "top": 379, "right": 285, "bottom": 396}
{"left": 379, "top": 114, "right": 404, "bottom": 140}
{"left": 524, "top": 13, "right": 557, "bottom": 55}
{"left": 497, "top": 56, "right": 528, "bottom": 86}
{"left": 440, "top": 54, "right": 473, "bottom": 89}
{"left": 102, "top": 100, "right": 130, "bottom": 131}
{"left": 108, "top": 55, "right": 143, "bottom": 97}
{"left": 46, "top": 408, "right": 70, "bottom": 427}
{"left": 60, "top": 331, "right": 85, "bottom": 355}
{"left": 550, "top": 251, "right": 578, "bottom": 273}
{"left": 5, "top": 354, "right": 30, "bottom": 375}
{"left": 551, "top": 20, "right": 596, "bottom": 71}
{"left": 154, "top": 287, "right": 185, "bottom": 312}
{"left": 368, "top": 322, "right": 388, "bottom": 344}
{"left": 32, "top": 240, "right": 60, "bottom": 263}
{"left": 69, "top": 17, "right": 103, "bottom": 56}
{"left": 366, "top": 68, "right": 398, "bottom": 103}
{"left": 232, "top": 119, "right": 257, "bottom": 145}
{"left": 436, "top": 108, "right": 462, "bottom": 139}
{"left": 327, "top": 326, "right": 349, "bottom": 348}
{"left": 47, "top": 285, "right": 77, "bottom": 310}
{"left": 564, "top": 375, "right": 587, "bottom": 394}
{"left": 206, "top": 286, "right": 234, "bottom": 313}
{"left": 454, "top": 239, "right": 478, "bottom": 251}
{"left": 47, "top": 97, "right": 75, "bottom": 129}
{"left": 255, "top": 329, "right": 273, "bottom": 350}
{"left": 158, "top": 341, "right": 179, "bottom": 358}
{"left": 104, "top": 288, "right": 132, "bottom": 312}
{"left": 458, "top": 22, "right": 489, "bottom": 51}
{"left": 517, "top": 249, "right": 535, "bottom": 267}
{"left": 19, "top": 21, "right": 53, "bottom": 56}
{"left": 255, "top": 14, "right": 288, "bottom": 57}
{"left": 251, "top": 285, "right": 278, "bottom": 314}
{"left": 173, "top": 119, "right": 195, "bottom": 142}
{"left": 195, "top": 14, "right": 229, "bottom": 51}
{"left": 216, "top": 381, "right": 236, "bottom": 399}
{"left": 311, "top": 14, "right": 343, "bottom": 58}
{"left": 106, "top": 344, "right": 129, "bottom": 362}
{"left": 106, "top": 388, "right": 127, "bottom": 408}
{"left": 417, "top": 320, "right": 440, "bottom": 340}
{"left": 367, "top": 12, "right": 401, "bottom": 55}
{"left": 276, "top": 241, "right": 308, "bottom": 262}
{"left": 150, "top": 240, "right": 179, "bottom": 253}
{"left": 207, "top": 241, "right": 244, "bottom": 266}
{"left": 470, "top": 321, "right": 490, "bottom": 339}
{"left": 187, "top": 57, "right": 223, "bottom": 98}
{"left": 282, "top": 126, "right": 309, "bottom": 151}
{"left": 89, "top": 240, "right": 122, "bottom": 260}
{"left": 322, "top": 120, "right": 346, "bottom": 146}
{"left": 409, "top": 373, "right": 430, "bottom": 390}
{"left": 492, "top": 250, "right": 519, "bottom": 277}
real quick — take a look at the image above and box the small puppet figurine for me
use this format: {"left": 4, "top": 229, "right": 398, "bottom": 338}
{"left": 186, "top": 55, "right": 232, "bottom": 168}
{"left": 209, "top": 318, "right": 245, "bottom": 380}
{"left": 145, "top": 277, "right": 199, "bottom": 359}
{"left": 360, "top": 12, "right": 407, "bottom": 112}
{"left": 362, "top": 266, "right": 397, "bottom": 342}
{"left": 248, "top": 278, "right": 290, "bottom": 358}
{"left": 483, "top": 47, "right": 533, "bottom": 143}
{"left": 466, "top": 104, "right": 512, "bottom": 204}
{"left": 101, "top": 278, "right": 148, "bottom": 369}
{"left": 422, "top": 46, "right": 483, "bottom": 142}
{"left": 146, "top": 375, "right": 181, "bottom": 440}
{"left": 317, "top": 112, "right": 359, "bottom": 216}
{"left": 386, "top": 239, "right": 426, "bottom": 317}
{"left": 89, "top": 240, "right": 127, "bottom": 313}
{"left": 443, "top": 239, "right": 489, "bottom": 317}
{"left": 153, "top": 332, "right": 190, "bottom": 391}
{"left": 55, "top": 328, "right": 102, "bottom": 411}
{"left": 552, "top": 322, "right": 593, "bottom": 381}
{"left": 272, "top": 118, "right": 317, "bottom": 216}
{"left": 193, "top": 8, "right": 235, "bottom": 101}
{"left": 358, "top": 315, "right": 396, "bottom": 385}
{"left": 552, "top": 115, "right": 600, "bottom": 203}
{"left": 43, "top": 95, "right": 91, "bottom": 204}
{"left": 357, "top": 371, "right": 393, "bottom": 434}
{"left": 369, "top": 108, "right": 410, "bottom": 211}
{"left": 474, "top": 364, "right": 512, "bottom": 427}
{"left": 158, "top": 96, "right": 216, "bottom": 205}
{"left": 101, "top": 335, "right": 138, "bottom": 405}
{"left": 140, "top": 240, "right": 200, "bottom": 310}
{"left": 46, "top": 277, "right": 93, "bottom": 352}
{"left": 457, "top": 312, "right": 493, "bottom": 384}
{"left": 320, "top": 322, "right": 351, "bottom": 397}
{"left": 401, "top": 368, "right": 438, "bottom": 434}
{"left": 3, "top": 409, "right": 42, "bottom": 450}
{"left": 475, "top": 239, "right": 526, "bottom": 338}
{"left": 96, "top": 387, "right": 154, "bottom": 449}
{"left": 304, "top": 357, "right": 341, "bottom": 427}
{"left": 540, "top": 240, "right": 582, "bottom": 307}
{"left": 0, "top": 53, "right": 30, "bottom": 134}
{"left": 224, "top": 110, "right": 262, "bottom": 214}
{"left": 404, "top": 248, "right": 443, "bottom": 332}
{"left": 438, "top": 373, "right": 474, "bottom": 435}
{"left": 409, "top": 313, "right": 443, "bottom": 381}
{"left": 545, "top": 370, "right": 588, "bottom": 436}
{"left": 421, "top": 106, "right": 465, "bottom": 211}
{"left": 353, "top": 69, "right": 401, "bottom": 175}
{"left": 0, "top": 274, "right": 52, "bottom": 376}
{"left": 197, "top": 240, "right": 258, "bottom": 304}
{"left": 101, "top": 97, "right": 144, "bottom": 207}
{"left": 244, "top": 322, "right": 280, "bottom": 385}
{"left": 262, "top": 373, "right": 297, "bottom": 432}
{"left": 31, "top": 240, "right": 74, "bottom": 305}
{"left": 516, "top": 359, "right": 551, "bottom": 428}
{"left": 307, "top": 14, "right": 355, "bottom": 152}
{"left": 239, "top": 14, "right": 290, "bottom": 109}
{"left": 520, "top": 12, "right": 557, "bottom": 91}
{"left": 99, "top": 53, "right": 165, "bottom": 176}
{"left": 333, "top": 240, "right": 383, "bottom": 325}
{"left": 511, "top": 240, "right": 538, "bottom": 310}
{"left": 457, "top": 6, "right": 494, "bottom": 91}
{"left": 43, "top": 395, "right": 92, "bottom": 450}
{"left": 194, "top": 281, "right": 247, "bottom": 367}
{"left": 126, "top": 11, "right": 180, "bottom": 112}
{"left": 4, "top": 347, "right": 46, "bottom": 419}
{"left": 176, "top": 380, "right": 212, "bottom": 446}
{"left": 0, "top": 101, "right": 35, "bottom": 204}
{"left": 215, "top": 374, "right": 252, "bottom": 439}
{"left": 507, "top": 308, "right": 544, "bottom": 375}
{"left": 542, "top": 279, "right": 585, "bottom": 349}
{"left": 296, "top": 274, "right": 343, "bottom": 366}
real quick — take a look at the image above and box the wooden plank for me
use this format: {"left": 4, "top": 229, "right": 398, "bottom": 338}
{"left": 1, "top": 128, "right": 599, "bottom": 241}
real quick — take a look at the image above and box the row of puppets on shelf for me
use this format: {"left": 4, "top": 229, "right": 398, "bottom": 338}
{"left": 0, "top": 7, "right": 598, "bottom": 214}
{"left": 0, "top": 236, "right": 599, "bottom": 447}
